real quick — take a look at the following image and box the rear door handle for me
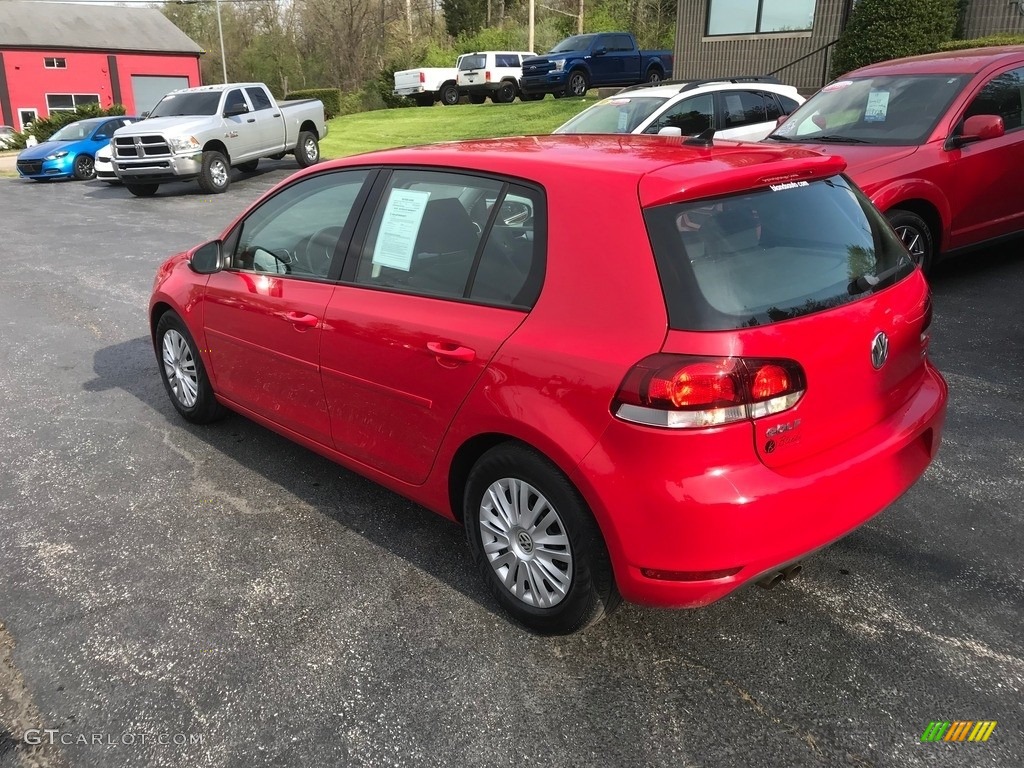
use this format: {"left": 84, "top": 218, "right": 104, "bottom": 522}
{"left": 427, "top": 341, "right": 476, "bottom": 362}
{"left": 285, "top": 311, "right": 319, "bottom": 329}
{"left": 272, "top": 113, "right": 281, "bottom": 118}
{"left": 246, "top": 118, "right": 256, "bottom": 123}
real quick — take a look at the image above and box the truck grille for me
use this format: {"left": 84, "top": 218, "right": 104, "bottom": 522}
{"left": 114, "top": 135, "right": 171, "bottom": 158}
{"left": 17, "top": 160, "right": 43, "bottom": 175}
{"left": 522, "top": 60, "right": 554, "bottom": 76}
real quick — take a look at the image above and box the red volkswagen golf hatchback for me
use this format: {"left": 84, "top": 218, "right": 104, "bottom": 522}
{"left": 150, "top": 135, "right": 948, "bottom": 634}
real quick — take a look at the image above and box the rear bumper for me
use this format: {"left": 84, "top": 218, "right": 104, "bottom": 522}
{"left": 461, "top": 83, "right": 502, "bottom": 96}
{"left": 572, "top": 362, "right": 948, "bottom": 608}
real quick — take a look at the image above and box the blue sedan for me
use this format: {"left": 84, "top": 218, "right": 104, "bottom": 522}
{"left": 16, "top": 116, "right": 136, "bottom": 181}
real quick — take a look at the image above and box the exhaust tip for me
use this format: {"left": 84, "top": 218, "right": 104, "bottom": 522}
{"left": 781, "top": 563, "right": 803, "bottom": 581}
{"left": 756, "top": 572, "right": 785, "bottom": 590}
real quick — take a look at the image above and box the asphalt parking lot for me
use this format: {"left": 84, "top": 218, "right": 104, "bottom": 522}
{"left": 0, "top": 167, "right": 1021, "bottom": 768}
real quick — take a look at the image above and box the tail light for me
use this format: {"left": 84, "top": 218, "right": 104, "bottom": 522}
{"left": 419, "top": 72, "right": 425, "bottom": 83}
{"left": 485, "top": 70, "right": 492, "bottom": 82}
{"left": 614, "top": 354, "right": 806, "bottom": 429}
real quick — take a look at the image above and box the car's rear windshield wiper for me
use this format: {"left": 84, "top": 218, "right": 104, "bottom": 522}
{"left": 848, "top": 260, "right": 913, "bottom": 295}
{"left": 812, "top": 134, "right": 874, "bottom": 144}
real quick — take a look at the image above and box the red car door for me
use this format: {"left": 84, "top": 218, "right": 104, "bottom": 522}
{"left": 322, "top": 171, "right": 545, "bottom": 484}
{"left": 202, "top": 169, "right": 373, "bottom": 445}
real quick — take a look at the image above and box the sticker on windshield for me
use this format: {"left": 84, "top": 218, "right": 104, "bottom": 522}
{"left": 617, "top": 109, "right": 630, "bottom": 132}
{"left": 864, "top": 90, "right": 890, "bottom": 122}
{"left": 371, "top": 188, "right": 431, "bottom": 272}
{"left": 769, "top": 181, "right": 809, "bottom": 192}
{"left": 822, "top": 80, "right": 852, "bottom": 93}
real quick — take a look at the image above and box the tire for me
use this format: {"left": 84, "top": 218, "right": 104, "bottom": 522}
{"left": 493, "top": 82, "right": 516, "bottom": 104}
{"left": 645, "top": 67, "right": 664, "bottom": 85}
{"left": 72, "top": 154, "right": 95, "bottom": 180}
{"left": 294, "top": 130, "right": 319, "bottom": 168}
{"left": 469, "top": 95, "right": 487, "bottom": 105}
{"left": 464, "top": 443, "right": 620, "bottom": 635}
{"left": 414, "top": 93, "right": 435, "bottom": 107}
{"left": 236, "top": 159, "right": 259, "bottom": 173}
{"left": 886, "top": 209, "right": 934, "bottom": 274}
{"left": 154, "top": 311, "right": 226, "bottom": 424}
{"left": 566, "top": 70, "right": 589, "bottom": 97}
{"left": 198, "top": 150, "right": 231, "bottom": 194}
{"left": 440, "top": 83, "right": 460, "bottom": 106}
{"left": 125, "top": 183, "right": 159, "bottom": 197}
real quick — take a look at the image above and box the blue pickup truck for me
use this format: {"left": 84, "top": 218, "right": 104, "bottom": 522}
{"left": 520, "top": 32, "right": 673, "bottom": 99}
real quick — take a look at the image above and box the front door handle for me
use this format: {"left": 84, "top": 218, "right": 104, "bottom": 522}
{"left": 246, "top": 118, "right": 256, "bottom": 123}
{"left": 427, "top": 341, "right": 476, "bottom": 362}
{"left": 285, "top": 311, "right": 319, "bottom": 329}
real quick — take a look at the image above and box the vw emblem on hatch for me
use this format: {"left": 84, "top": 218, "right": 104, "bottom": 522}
{"left": 871, "top": 331, "right": 889, "bottom": 370}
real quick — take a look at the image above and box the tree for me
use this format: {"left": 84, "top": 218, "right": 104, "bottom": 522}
{"left": 442, "top": 0, "right": 487, "bottom": 38}
{"left": 830, "top": 0, "right": 958, "bottom": 79}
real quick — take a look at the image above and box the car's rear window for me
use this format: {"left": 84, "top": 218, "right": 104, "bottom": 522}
{"left": 555, "top": 97, "right": 669, "bottom": 134}
{"left": 643, "top": 176, "right": 914, "bottom": 330}
{"left": 459, "top": 55, "right": 487, "bottom": 71}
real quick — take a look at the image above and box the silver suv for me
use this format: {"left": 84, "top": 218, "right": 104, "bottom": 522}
{"left": 457, "top": 51, "right": 538, "bottom": 104}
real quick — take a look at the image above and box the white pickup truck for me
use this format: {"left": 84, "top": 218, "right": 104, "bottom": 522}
{"left": 393, "top": 55, "right": 469, "bottom": 107}
{"left": 111, "top": 82, "right": 328, "bottom": 197}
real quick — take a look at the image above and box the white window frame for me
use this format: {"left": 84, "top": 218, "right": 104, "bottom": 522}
{"left": 43, "top": 57, "right": 67, "bottom": 69}
{"left": 45, "top": 93, "right": 100, "bottom": 114}
{"left": 17, "top": 108, "right": 38, "bottom": 131}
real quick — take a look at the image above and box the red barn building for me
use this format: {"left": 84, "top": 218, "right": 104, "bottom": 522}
{"left": 0, "top": 1, "right": 203, "bottom": 130}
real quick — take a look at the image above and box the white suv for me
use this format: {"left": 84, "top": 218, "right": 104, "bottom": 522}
{"left": 554, "top": 76, "right": 804, "bottom": 142}
{"left": 457, "top": 51, "right": 538, "bottom": 104}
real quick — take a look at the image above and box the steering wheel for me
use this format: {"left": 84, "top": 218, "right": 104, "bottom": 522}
{"left": 296, "top": 226, "right": 344, "bottom": 277}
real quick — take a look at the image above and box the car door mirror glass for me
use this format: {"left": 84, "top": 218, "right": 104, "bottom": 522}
{"left": 594, "top": 47, "right": 607, "bottom": 56}
{"left": 224, "top": 103, "right": 249, "bottom": 118}
{"left": 658, "top": 126, "right": 683, "bottom": 136}
{"left": 189, "top": 241, "right": 224, "bottom": 274}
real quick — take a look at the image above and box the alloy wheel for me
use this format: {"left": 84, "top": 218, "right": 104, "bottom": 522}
{"left": 894, "top": 224, "right": 926, "bottom": 264}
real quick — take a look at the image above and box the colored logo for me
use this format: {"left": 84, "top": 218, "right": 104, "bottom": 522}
{"left": 921, "top": 721, "right": 997, "bottom": 742}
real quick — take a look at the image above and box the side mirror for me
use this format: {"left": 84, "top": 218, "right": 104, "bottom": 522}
{"left": 658, "top": 126, "right": 683, "bottom": 136}
{"left": 189, "top": 241, "right": 224, "bottom": 274}
{"left": 965, "top": 114, "right": 1004, "bottom": 141}
{"left": 140, "top": 111, "right": 150, "bottom": 119}
{"left": 776, "top": 115, "right": 789, "bottom": 128}
{"left": 594, "top": 47, "right": 607, "bottom": 56}
{"left": 223, "top": 103, "right": 249, "bottom": 118}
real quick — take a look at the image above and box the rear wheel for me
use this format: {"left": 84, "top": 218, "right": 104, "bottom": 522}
{"left": 645, "top": 68, "right": 664, "bottom": 85}
{"left": 464, "top": 443, "right": 620, "bottom": 635}
{"left": 566, "top": 70, "right": 589, "bottom": 97}
{"left": 72, "top": 154, "right": 95, "bottom": 180}
{"left": 236, "top": 159, "right": 259, "bottom": 173}
{"left": 294, "top": 131, "right": 319, "bottom": 168}
{"left": 440, "top": 83, "right": 460, "bottom": 106}
{"left": 125, "top": 183, "right": 159, "bottom": 197}
{"left": 198, "top": 150, "right": 230, "bottom": 194}
{"left": 154, "top": 312, "right": 226, "bottom": 424}
{"left": 887, "top": 209, "right": 934, "bottom": 274}
{"left": 493, "top": 82, "right": 516, "bottom": 104}
{"left": 469, "top": 95, "right": 487, "bottom": 105}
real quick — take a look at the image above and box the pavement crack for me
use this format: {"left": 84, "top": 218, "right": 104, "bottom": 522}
{"left": 725, "top": 680, "right": 825, "bottom": 759}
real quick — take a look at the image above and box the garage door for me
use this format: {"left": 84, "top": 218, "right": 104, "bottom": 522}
{"left": 131, "top": 75, "right": 190, "bottom": 115}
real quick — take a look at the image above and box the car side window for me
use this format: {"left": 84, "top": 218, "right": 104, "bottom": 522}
{"left": 611, "top": 34, "right": 633, "bottom": 51}
{"left": 722, "top": 91, "right": 768, "bottom": 128}
{"left": 644, "top": 94, "right": 714, "bottom": 135}
{"left": 245, "top": 87, "right": 274, "bottom": 111}
{"left": 224, "top": 89, "right": 248, "bottom": 115}
{"left": 495, "top": 54, "right": 517, "bottom": 68}
{"left": 763, "top": 92, "right": 783, "bottom": 122}
{"left": 963, "top": 66, "right": 1024, "bottom": 131}
{"left": 776, "top": 93, "right": 801, "bottom": 115}
{"left": 353, "top": 171, "right": 544, "bottom": 307}
{"left": 231, "top": 170, "right": 370, "bottom": 279}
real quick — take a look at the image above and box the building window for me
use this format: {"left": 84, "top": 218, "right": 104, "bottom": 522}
{"left": 46, "top": 94, "right": 100, "bottom": 113}
{"left": 44, "top": 57, "right": 67, "bottom": 69}
{"left": 706, "top": 0, "right": 816, "bottom": 36}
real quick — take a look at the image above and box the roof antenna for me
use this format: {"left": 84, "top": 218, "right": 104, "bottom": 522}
{"left": 684, "top": 128, "right": 716, "bottom": 147}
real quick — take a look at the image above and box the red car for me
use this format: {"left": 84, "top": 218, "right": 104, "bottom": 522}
{"left": 768, "top": 45, "right": 1024, "bottom": 272}
{"left": 150, "top": 135, "right": 947, "bottom": 634}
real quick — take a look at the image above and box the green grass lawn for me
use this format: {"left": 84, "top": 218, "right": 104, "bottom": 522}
{"left": 319, "top": 96, "right": 598, "bottom": 159}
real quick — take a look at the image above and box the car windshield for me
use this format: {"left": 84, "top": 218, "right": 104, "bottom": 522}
{"left": 459, "top": 55, "right": 486, "bottom": 70}
{"left": 555, "top": 96, "right": 669, "bottom": 134}
{"left": 644, "top": 176, "right": 915, "bottom": 330}
{"left": 769, "top": 74, "right": 969, "bottom": 146}
{"left": 549, "top": 34, "right": 595, "bottom": 54}
{"left": 49, "top": 120, "right": 103, "bottom": 141}
{"left": 148, "top": 92, "right": 222, "bottom": 118}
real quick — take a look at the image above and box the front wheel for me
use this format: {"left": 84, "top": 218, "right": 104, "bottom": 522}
{"left": 198, "top": 150, "right": 231, "bottom": 194}
{"left": 72, "top": 154, "right": 95, "bottom": 180}
{"left": 566, "top": 70, "right": 589, "bottom": 97}
{"left": 125, "top": 183, "right": 159, "bottom": 197}
{"left": 464, "top": 443, "right": 620, "bottom": 635}
{"left": 294, "top": 131, "right": 319, "bottom": 168}
{"left": 887, "top": 209, "right": 934, "bottom": 274}
{"left": 154, "top": 312, "right": 226, "bottom": 424}
{"left": 493, "top": 82, "right": 516, "bottom": 104}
